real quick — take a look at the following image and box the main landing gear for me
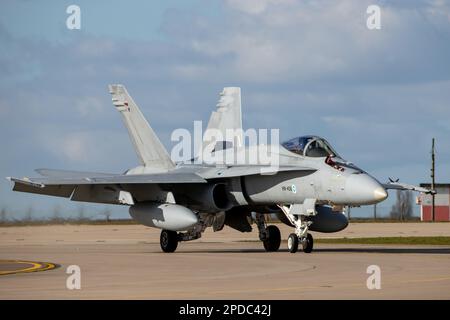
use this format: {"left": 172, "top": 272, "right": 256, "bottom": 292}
{"left": 160, "top": 216, "right": 209, "bottom": 253}
{"left": 255, "top": 213, "right": 281, "bottom": 252}
{"left": 160, "top": 230, "right": 178, "bottom": 253}
{"left": 279, "top": 204, "right": 315, "bottom": 254}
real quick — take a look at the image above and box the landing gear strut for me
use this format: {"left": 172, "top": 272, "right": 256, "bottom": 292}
{"left": 279, "top": 204, "right": 315, "bottom": 254}
{"left": 255, "top": 213, "right": 281, "bottom": 252}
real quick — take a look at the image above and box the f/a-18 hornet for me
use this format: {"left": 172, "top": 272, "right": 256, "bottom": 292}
{"left": 8, "top": 85, "right": 432, "bottom": 253}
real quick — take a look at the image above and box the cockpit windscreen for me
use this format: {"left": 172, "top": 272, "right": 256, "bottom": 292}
{"left": 282, "top": 136, "right": 339, "bottom": 158}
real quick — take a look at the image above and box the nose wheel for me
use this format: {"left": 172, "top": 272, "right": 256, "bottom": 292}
{"left": 278, "top": 204, "right": 315, "bottom": 254}
{"left": 287, "top": 233, "right": 313, "bottom": 253}
{"left": 288, "top": 233, "right": 298, "bottom": 253}
{"left": 302, "top": 233, "right": 314, "bottom": 253}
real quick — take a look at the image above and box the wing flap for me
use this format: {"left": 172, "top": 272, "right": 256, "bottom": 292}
{"left": 9, "top": 177, "right": 75, "bottom": 198}
{"left": 71, "top": 185, "right": 134, "bottom": 205}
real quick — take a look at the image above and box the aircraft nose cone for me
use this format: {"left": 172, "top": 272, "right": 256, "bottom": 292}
{"left": 374, "top": 187, "right": 388, "bottom": 201}
{"left": 345, "top": 174, "right": 388, "bottom": 205}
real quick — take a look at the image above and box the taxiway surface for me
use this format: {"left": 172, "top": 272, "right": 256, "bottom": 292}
{"left": 1, "top": 223, "right": 449, "bottom": 299}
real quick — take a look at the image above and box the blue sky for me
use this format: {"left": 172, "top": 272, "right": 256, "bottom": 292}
{"left": 1, "top": 0, "right": 449, "bottom": 220}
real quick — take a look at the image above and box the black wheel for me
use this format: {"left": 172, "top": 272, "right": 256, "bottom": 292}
{"left": 302, "top": 233, "right": 314, "bottom": 253}
{"left": 263, "top": 225, "right": 281, "bottom": 252}
{"left": 287, "top": 233, "right": 299, "bottom": 253}
{"left": 160, "top": 229, "right": 178, "bottom": 253}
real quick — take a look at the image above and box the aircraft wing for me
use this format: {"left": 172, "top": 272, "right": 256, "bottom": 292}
{"left": 7, "top": 164, "right": 315, "bottom": 206}
{"left": 382, "top": 181, "right": 435, "bottom": 194}
{"left": 35, "top": 168, "right": 114, "bottom": 178}
{"left": 10, "top": 165, "right": 314, "bottom": 187}
{"left": 8, "top": 172, "right": 207, "bottom": 186}
{"left": 7, "top": 171, "right": 208, "bottom": 205}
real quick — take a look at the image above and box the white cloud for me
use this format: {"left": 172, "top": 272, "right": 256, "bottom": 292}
{"left": 75, "top": 96, "right": 106, "bottom": 118}
{"left": 226, "top": 0, "right": 296, "bottom": 15}
{"left": 61, "top": 134, "right": 90, "bottom": 162}
{"left": 178, "top": 0, "right": 450, "bottom": 84}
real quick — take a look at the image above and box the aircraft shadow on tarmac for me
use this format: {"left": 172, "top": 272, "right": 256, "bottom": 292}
{"left": 173, "top": 247, "right": 450, "bottom": 254}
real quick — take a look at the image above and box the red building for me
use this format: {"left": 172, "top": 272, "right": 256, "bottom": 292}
{"left": 418, "top": 183, "right": 450, "bottom": 221}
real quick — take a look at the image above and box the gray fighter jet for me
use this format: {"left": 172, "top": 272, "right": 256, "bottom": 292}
{"left": 7, "top": 85, "right": 432, "bottom": 253}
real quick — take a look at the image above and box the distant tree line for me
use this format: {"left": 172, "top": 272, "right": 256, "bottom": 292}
{"left": 0, "top": 205, "right": 115, "bottom": 225}
{"left": 389, "top": 190, "right": 414, "bottom": 221}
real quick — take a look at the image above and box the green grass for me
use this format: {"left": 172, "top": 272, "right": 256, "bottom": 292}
{"left": 315, "top": 236, "right": 450, "bottom": 245}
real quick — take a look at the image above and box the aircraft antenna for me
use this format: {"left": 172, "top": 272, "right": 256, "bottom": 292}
{"left": 431, "top": 138, "right": 436, "bottom": 222}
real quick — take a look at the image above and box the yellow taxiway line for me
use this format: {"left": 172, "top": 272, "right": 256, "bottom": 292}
{"left": 0, "top": 260, "right": 58, "bottom": 276}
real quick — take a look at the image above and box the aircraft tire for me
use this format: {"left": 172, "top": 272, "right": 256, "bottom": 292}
{"left": 160, "top": 229, "right": 178, "bottom": 253}
{"left": 287, "top": 233, "right": 299, "bottom": 253}
{"left": 302, "top": 233, "right": 314, "bottom": 253}
{"left": 263, "top": 225, "right": 281, "bottom": 252}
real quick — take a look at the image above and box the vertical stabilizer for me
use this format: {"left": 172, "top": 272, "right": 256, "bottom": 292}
{"left": 109, "top": 84, "right": 174, "bottom": 170}
{"left": 201, "top": 87, "right": 243, "bottom": 154}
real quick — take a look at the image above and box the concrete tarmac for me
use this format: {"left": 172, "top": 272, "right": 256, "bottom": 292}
{"left": 0, "top": 223, "right": 449, "bottom": 299}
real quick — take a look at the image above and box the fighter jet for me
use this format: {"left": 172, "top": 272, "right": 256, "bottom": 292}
{"left": 7, "top": 85, "right": 432, "bottom": 253}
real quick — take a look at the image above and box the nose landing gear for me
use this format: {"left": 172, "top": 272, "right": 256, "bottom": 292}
{"left": 287, "top": 233, "right": 299, "bottom": 253}
{"left": 279, "top": 203, "right": 315, "bottom": 254}
{"left": 287, "top": 233, "right": 314, "bottom": 253}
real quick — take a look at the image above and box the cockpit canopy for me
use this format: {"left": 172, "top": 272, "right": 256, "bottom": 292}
{"left": 282, "top": 136, "right": 340, "bottom": 158}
